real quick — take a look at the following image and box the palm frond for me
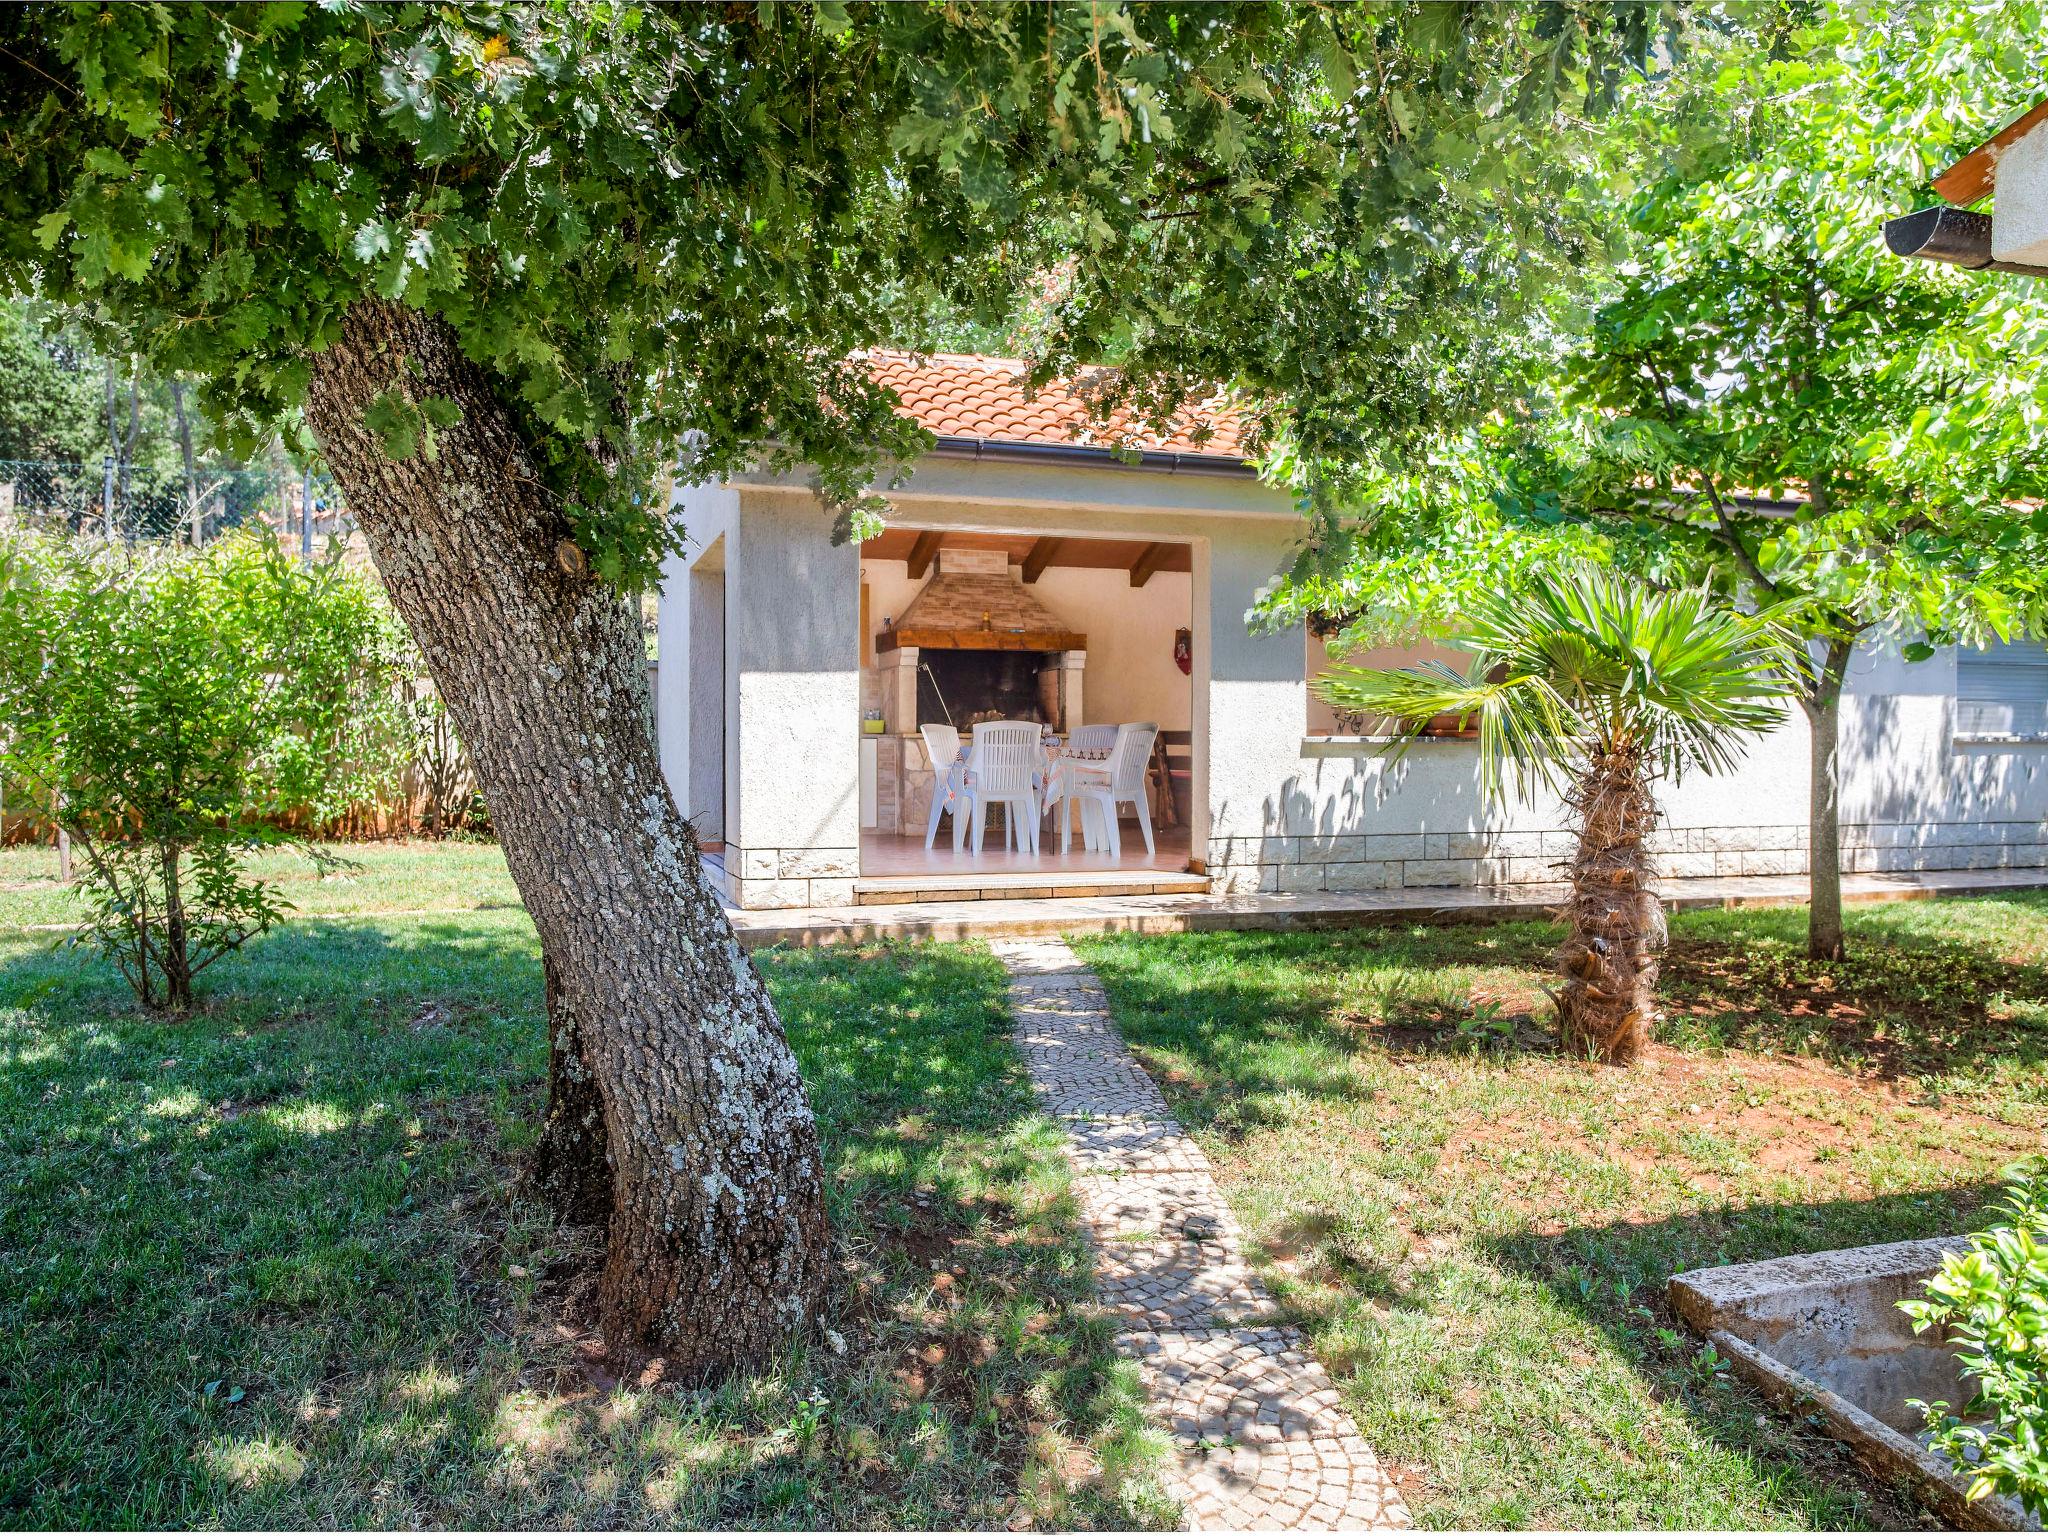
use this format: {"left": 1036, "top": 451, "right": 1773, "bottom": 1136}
{"left": 1313, "top": 562, "right": 1801, "bottom": 806}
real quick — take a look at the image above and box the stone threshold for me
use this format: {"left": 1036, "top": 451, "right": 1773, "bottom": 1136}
{"left": 725, "top": 867, "right": 2048, "bottom": 949}
{"left": 852, "top": 869, "right": 1208, "bottom": 905}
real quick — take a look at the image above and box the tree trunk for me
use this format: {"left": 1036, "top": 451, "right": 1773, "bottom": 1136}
{"left": 159, "top": 841, "right": 193, "bottom": 1014}
{"left": 302, "top": 299, "right": 830, "bottom": 1375}
{"left": 1802, "top": 683, "right": 1846, "bottom": 962}
{"left": 1553, "top": 745, "right": 1665, "bottom": 1065}
{"left": 170, "top": 380, "right": 201, "bottom": 546}
{"left": 526, "top": 954, "right": 612, "bottom": 1229}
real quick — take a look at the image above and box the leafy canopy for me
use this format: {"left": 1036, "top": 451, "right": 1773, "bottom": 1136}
{"left": 1315, "top": 564, "right": 1801, "bottom": 802}
{"left": 0, "top": 2, "right": 1666, "bottom": 582}
{"left": 1273, "top": 0, "right": 2048, "bottom": 667}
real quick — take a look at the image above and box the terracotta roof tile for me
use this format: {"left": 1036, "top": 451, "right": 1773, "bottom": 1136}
{"left": 864, "top": 350, "right": 1250, "bottom": 461}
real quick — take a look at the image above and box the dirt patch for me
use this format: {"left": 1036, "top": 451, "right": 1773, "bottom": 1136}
{"left": 1438, "top": 1042, "right": 2036, "bottom": 1226}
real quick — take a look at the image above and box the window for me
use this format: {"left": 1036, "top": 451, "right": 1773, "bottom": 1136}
{"left": 1957, "top": 638, "right": 2048, "bottom": 737}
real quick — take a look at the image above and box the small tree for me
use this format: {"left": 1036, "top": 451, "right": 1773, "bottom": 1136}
{"left": 1491, "top": 5, "right": 2048, "bottom": 963}
{"left": 0, "top": 530, "right": 407, "bottom": 1012}
{"left": 1317, "top": 566, "right": 1797, "bottom": 1064}
{"left": 1276, "top": 4, "right": 2048, "bottom": 965}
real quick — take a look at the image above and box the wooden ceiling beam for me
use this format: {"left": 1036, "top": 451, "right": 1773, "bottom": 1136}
{"left": 905, "top": 530, "right": 944, "bottom": 580}
{"left": 1021, "top": 537, "right": 1064, "bottom": 584}
{"left": 1128, "top": 541, "right": 1171, "bottom": 588}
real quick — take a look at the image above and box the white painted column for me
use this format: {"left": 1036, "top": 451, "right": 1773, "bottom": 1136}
{"left": 726, "top": 494, "right": 862, "bottom": 908}
{"left": 1197, "top": 524, "right": 1309, "bottom": 892}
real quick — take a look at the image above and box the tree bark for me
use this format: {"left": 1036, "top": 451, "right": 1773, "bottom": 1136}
{"left": 160, "top": 840, "right": 193, "bottom": 1014}
{"left": 302, "top": 299, "right": 830, "bottom": 1375}
{"left": 1554, "top": 745, "right": 1664, "bottom": 1065}
{"left": 1802, "top": 678, "right": 1847, "bottom": 963}
{"left": 170, "top": 379, "right": 201, "bottom": 546}
{"left": 526, "top": 954, "right": 612, "bottom": 1229}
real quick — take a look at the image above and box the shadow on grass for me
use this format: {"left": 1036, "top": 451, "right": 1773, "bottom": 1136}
{"left": 0, "top": 924, "right": 1162, "bottom": 1530}
{"left": 1088, "top": 901, "right": 2048, "bottom": 1110}
{"left": 1660, "top": 899, "right": 2048, "bottom": 1084}
{"left": 1077, "top": 918, "right": 2040, "bottom": 1526}
{"left": 1074, "top": 925, "right": 1566, "bottom": 1145}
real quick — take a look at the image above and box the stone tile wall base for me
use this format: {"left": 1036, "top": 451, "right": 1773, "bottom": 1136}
{"left": 727, "top": 845, "right": 861, "bottom": 909}
{"left": 1206, "top": 823, "right": 2048, "bottom": 902}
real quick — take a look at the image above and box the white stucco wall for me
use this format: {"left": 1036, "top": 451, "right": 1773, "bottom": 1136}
{"left": 1213, "top": 633, "right": 2048, "bottom": 895}
{"left": 661, "top": 455, "right": 2048, "bottom": 907}
{"left": 655, "top": 481, "right": 736, "bottom": 842}
{"left": 724, "top": 493, "right": 862, "bottom": 905}
{"left": 1991, "top": 116, "right": 2048, "bottom": 267}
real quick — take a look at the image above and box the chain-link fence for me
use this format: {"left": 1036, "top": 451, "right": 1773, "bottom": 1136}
{"left": 0, "top": 458, "right": 346, "bottom": 547}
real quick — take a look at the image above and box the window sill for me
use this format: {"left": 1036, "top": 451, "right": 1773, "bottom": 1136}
{"left": 1302, "top": 734, "right": 1475, "bottom": 756}
{"left": 1953, "top": 732, "right": 2048, "bottom": 746}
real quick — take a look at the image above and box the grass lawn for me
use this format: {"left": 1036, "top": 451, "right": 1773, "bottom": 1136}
{"left": 1076, "top": 898, "right": 2048, "bottom": 1530}
{"left": 0, "top": 842, "right": 1170, "bottom": 1529}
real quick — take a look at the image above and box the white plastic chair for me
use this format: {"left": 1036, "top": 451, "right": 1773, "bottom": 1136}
{"left": 1064, "top": 722, "right": 1158, "bottom": 859}
{"left": 1037, "top": 725, "right": 1108, "bottom": 827}
{"left": 958, "top": 721, "right": 1042, "bottom": 855}
{"left": 1066, "top": 724, "right": 1118, "bottom": 754}
{"left": 920, "top": 723, "right": 965, "bottom": 851}
{"left": 1046, "top": 724, "right": 1115, "bottom": 840}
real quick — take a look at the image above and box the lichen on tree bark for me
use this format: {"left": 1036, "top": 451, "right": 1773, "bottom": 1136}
{"left": 303, "top": 300, "right": 829, "bottom": 1374}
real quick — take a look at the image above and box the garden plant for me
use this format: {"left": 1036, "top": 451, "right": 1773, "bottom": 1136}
{"left": 1903, "top": 1158, "right": 2048, "bottom": 1522}
{"left": 0, "top": 529, "right": 408, "bottom": 1011}
{"left": 1269, "top": 1, "right": 2048, "bottom": 964}
{"left": 1315, "top": 565, "right": 1799, "bottom": 1062}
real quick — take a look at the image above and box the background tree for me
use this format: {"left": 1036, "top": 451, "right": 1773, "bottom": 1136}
{"left": 1317, "top": 567, "right": 1798, "bottom": 1063}
{"left": 0, "top": 299, "right": 100, "bottom": 462}
{"left": 0, "top": 1, "right": 1667, "bottom": 1371}
{"left": 0, "top": 529, "right": 408, "bottom": 1011}
{"left": 1277, "top": 0, "right": 2048, "bottom": 963}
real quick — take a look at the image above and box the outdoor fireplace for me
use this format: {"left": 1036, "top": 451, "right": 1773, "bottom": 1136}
{"left": 918, "top": 649, "right": 1050, "bottom": 728}
{"left": 873, "top": 546, "right": 1088, "bottom": 734}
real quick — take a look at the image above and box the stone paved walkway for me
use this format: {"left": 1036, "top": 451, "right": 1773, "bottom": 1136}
{"left": 991, "top": 937, "right": 1409, "bottom": 1531}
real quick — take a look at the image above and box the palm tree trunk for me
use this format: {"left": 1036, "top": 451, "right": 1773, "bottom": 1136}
{"left": 1554, "top": 745, "right": 1665, "bottom": 1064}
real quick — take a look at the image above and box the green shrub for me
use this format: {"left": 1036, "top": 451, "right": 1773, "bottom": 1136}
{"left": 1901, "top": 1159, "right": 2048, "bottom": 1522}
{"left": 0, "top": 529, "right": 411, "bottom": 1010}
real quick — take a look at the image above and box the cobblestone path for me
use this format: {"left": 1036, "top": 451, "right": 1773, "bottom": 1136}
{"left": 991, "top": 937, "right": 1409, "bottom": 1531}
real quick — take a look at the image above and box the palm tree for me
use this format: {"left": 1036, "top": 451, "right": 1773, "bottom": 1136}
{"left": 1316, "top": 566, "right": 1799, "bottom": 1064}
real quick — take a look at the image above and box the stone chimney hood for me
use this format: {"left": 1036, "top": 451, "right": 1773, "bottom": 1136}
{"left": 876, "top": 547, "right": 1086, "bottom": 653}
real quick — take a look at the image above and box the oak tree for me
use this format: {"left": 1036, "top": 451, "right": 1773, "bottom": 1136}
{"left": 0, "top": 1, "right": 1660, "bottom": 1372}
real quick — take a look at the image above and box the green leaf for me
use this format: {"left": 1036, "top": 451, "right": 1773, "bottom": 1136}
{"left": 349, "top": 220, "right": 392, "bottom": 263}
{"left": 1320, "top": 41, "right": 1359, "bottom": 103}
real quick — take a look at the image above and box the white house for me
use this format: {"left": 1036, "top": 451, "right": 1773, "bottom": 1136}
{"left": 655, "top": 351, "right": 2048, "bottom": 911}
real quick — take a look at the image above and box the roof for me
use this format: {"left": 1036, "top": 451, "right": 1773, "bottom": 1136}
{"left": 1935, "top": 96, "right": 2048, "bottom": 205}
{"left": 865, "top": 350, "right": 1252, "bottom": 465}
